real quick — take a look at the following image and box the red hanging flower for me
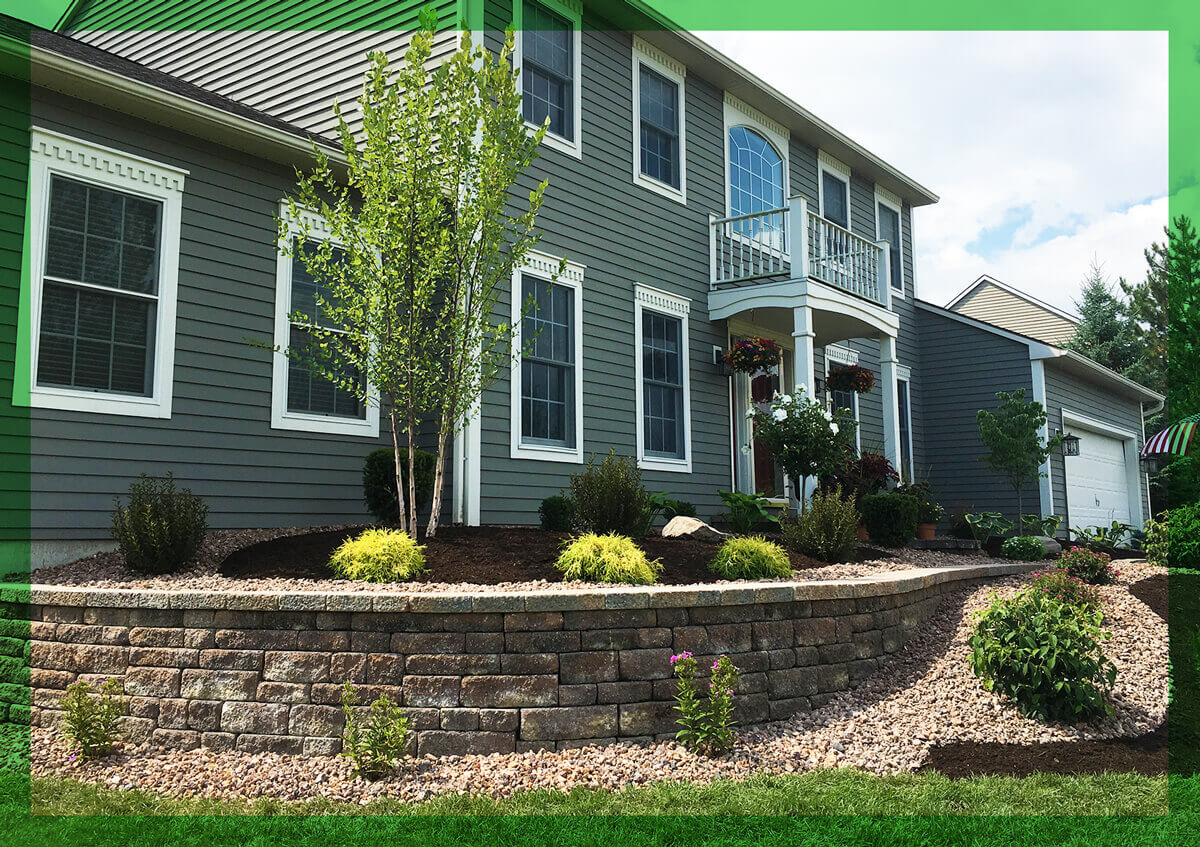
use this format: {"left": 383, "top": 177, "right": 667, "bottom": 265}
{"left": 826, "top": 364, "right": 875, "bottom": 394}
{"left": 724, "top": 337, "right": 781, "bottom": 374}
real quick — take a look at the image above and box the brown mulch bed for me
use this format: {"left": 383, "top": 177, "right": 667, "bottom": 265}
{"left": 1129, "top": 573, "right": 1167, "bottom": 620}
{"left": 923, "top": 723, "right": 1167, "bottom": 777}
{"left": 220, "top": 525, "right": 893, "bottom": 585}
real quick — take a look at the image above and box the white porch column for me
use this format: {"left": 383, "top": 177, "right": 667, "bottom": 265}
{"left": 791, "top": 304, "right": 816, "bottom": 396}
{"left": 879, "top": 334, "right": 902, "bottom": 479}
{"left": 792, "top": 304, "right": 817, "bottom": 504}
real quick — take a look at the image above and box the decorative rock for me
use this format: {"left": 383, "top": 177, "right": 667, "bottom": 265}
{"left": 661, "top": 516, "right": 725, "bottom": 542}
{"left": 1036, "top": 536, "right": 1063, "bottom": 556}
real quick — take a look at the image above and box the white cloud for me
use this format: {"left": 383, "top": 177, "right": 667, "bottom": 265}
{"left": 697, "top": 30, "right": 1168, "bottom": 312}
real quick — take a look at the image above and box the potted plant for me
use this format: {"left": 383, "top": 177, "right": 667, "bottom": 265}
{"left": 895, "top": 482, "right": 942, "bottom": 540}
{"left": 825, "top": 364, "right": 875, "bottom": 394}
{"left": 725, "top": 337, "right": 782, "bottom": 374}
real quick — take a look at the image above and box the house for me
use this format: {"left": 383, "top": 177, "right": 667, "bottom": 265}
{"left": 947, "top": 274, "right": 1080, "bottom": 345}
{"left": 2, "top": 1, "right": 1163, "bottom": 568}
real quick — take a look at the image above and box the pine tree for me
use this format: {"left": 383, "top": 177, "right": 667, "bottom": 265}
{"left": 1065, "top": 260, "right": 1137, "bottom": 375}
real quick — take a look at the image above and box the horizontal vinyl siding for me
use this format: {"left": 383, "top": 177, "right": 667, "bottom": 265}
{"left": 954, "top": 283, "right": 1077, "bottom": 345}
{"left": 915, "top": 308, "right": 1037, "bottom": 523}
{"left": 1042, "top": 362, "right": 1149, "bottom": 527}
{"left": 66, "top": 0, "right": 459, "bottom": 139}
{"left": 28, "top": 88, "right": 424, "bottom": 540}
{"left": 478, "top": 13, "right": 731, "bottom": 525}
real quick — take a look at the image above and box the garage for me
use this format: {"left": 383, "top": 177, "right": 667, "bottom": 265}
{"left": 1064, "top": 425, "right": 1133, "bottom": 529}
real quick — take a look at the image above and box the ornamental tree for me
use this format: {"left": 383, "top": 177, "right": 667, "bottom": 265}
{"left": 976, "top": 389, "right": 1062, "bottom": 534}
{"left": 284, "top": 13, "right": 552, "bottom": 536}
{"left": 751, "top": 389, "right": 858, "bottom": 512}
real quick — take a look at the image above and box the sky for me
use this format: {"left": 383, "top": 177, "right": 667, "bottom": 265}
{"left": 699, "top": 30, "right": 1169, "bottom": 313}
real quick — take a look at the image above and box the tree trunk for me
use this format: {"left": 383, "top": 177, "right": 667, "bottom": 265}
{"left": 426, "top": 414, "right": 451, "bottom": 537}
{"left": 406, "top": 406, "right": 418, "bottom": 538}
{"left": 389, "top": 408, "right": 408, "bottom": 535}
{"left": 1016, "top": 485, "right": 1024, "bottom": 535}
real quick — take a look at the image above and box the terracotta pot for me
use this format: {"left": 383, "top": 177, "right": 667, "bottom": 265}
{"left": 917, "top": 523, "right": 936, "bottom": 541}
{"left": 857, "top": 523, "right": 870, "bottom": 541}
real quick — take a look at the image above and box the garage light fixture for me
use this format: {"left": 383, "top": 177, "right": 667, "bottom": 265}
{"left": 1060, "top": 431, "right": 1081, "bottom": 457}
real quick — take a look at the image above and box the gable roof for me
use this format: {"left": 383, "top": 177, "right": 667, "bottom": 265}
{"left": 57, "top": 0, "right": 938, "bottom": 208}
{"left": 1, "top": 14, "right": 342, "bottom": 168}
{"left": 946, "top": 274, "right": 1079, "bottom": 345}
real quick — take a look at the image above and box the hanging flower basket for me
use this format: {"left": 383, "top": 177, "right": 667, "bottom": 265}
{"left": 826, "top": 364, "right": 875, "bottom": 394}
{"left": 724, "top": 337, "right": 782, "bottom": 374}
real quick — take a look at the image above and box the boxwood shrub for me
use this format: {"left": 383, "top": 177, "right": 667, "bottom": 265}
{"left": 1000, "top": 535, "right": 1046, "bottom": 561}
{"left": 539, "top": 495, "right": 577, "bottom": 531}
{"left": 859, "top": 493, "right": 919, "bottom": 547}
{"left": 362, "top": 447, "right": 435, "bottom": 523}
{"left": 111, "top": 473, "right": 208, "bottom": 574}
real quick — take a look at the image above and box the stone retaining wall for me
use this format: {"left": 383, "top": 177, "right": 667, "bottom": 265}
{"left": 19, "top": 563, "right": 1029, "bottom": 756}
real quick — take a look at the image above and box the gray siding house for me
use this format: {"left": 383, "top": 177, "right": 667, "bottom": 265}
{"left": 5, "top": 1, "right": 1161, "bottom": 566}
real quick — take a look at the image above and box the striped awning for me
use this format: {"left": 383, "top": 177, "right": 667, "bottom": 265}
{"left": 1142, "top": 413, "right": 1200, "bottom": 458}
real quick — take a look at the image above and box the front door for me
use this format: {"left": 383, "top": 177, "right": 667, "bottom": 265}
{"left": 750, "top": 370, "right": 783, "bottom": 497}
{"left": 730, "top": 340, "right": 789, "bottom": 498}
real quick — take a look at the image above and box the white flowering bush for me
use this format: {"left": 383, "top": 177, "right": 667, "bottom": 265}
{"left": 750, "top": 388, "right": 857, "bottom": 511}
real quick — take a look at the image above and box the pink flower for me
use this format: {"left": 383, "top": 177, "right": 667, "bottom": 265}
{"left": 670, "top": 652, "right": 692, "bottom": 665}
{"left": 713, "top": 660, "right": 721, "bottom": 670}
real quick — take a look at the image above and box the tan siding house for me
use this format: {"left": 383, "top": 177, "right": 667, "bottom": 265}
{"left": 948, "top": 275, "right": 1079, "bottom": 345}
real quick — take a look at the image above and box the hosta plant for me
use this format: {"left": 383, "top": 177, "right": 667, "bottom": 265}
{"left": 969, "top": 588, "right": 1116, "bottom": 723}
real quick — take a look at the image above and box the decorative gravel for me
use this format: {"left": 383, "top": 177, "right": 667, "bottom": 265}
{"left": 30, "top": 560, "right": 1166, "bottom": 803}
{"left": 27, "top": 526, "right": 1001, "bottom": 594}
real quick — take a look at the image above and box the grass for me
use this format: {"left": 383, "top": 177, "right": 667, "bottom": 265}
{"left": 20, "top": 769, "right": 1169, "bottom": 816}
{"left": 0, "top": 771, "right": 1191, "bottom": 847}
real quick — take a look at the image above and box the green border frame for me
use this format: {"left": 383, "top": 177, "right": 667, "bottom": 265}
{"left": 2, "top": 0, "right": 1197, "bottom": 841}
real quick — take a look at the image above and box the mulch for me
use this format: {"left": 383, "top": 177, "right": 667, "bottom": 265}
{"left": 219, "top": 525, "right": 892, "bottom": 585}
{"left": 925, "top": 572, "right": 1170, "bottom": 779}
{"left": 922, "top": 723, "right": 1167, "bottom": 778}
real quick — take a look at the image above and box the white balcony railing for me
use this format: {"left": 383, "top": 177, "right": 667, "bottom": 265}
{"left": 709, "top": 196, "right": 892, "bottom": 307}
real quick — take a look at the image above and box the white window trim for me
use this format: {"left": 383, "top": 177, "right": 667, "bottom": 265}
{"left": 1061, "top": 408, "right": 1145, "bottom": 529}
{"left": 514, "top": 0, "right": 583, "bottom": 159}
{"left": 722, "top": 92, "right": 790, "bottom": 219}
{"left": 631, "top": 36, "right": 686, "bottom": 205}
{"left": 21, "top": 128, "right": 186, "bottom": 419}
{"left": 824, "top": 344, "right": 861, "bottom": 451}
{"left": 510, "top": 250, "right": 586, "bottom": 462}
{"left": 874, "top": 184, "right": 906, "bottom": 299}
{"left": 817, "top": 149, "right": 852, "bottom": 232}
{"left": 271, "top": 202, "right": 381, "bottom": 437}
{"left": 635, "top": 284, "right": 692, "bottom": 473}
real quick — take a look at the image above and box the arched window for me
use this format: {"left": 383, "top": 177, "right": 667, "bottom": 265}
{"left": 728, "top": 126, "right": 785, "bottom": 245}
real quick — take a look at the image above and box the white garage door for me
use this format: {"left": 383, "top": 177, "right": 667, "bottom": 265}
{"left": 1065, "top": 427, "right": 1131, "bottom": 529}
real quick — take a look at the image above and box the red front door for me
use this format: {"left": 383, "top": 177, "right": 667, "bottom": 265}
{"left": 751, "top": 370, "right": 781, "bottom": 497}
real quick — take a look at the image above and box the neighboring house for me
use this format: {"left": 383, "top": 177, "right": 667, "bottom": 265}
{"left": 2, "top": 1, "right": 1162, "bottom": 567}
{"left": 947, "top": 274, "right": 1080, "bottom": 345}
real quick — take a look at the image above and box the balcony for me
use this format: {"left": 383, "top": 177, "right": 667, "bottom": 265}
{"left": 708, "top": 196, "right": 892, "bottom": 309}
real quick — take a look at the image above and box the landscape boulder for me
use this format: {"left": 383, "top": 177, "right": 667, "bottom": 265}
{"left": 662, "top": 516, "right": 725, "bottom": 542}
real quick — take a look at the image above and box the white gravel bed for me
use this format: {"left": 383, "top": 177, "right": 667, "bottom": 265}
{"left": 30, "top": 561, "right": 1166, "bottom": 803}
{"left": 25, "top": 526, "right": 1002, "bottom": 594}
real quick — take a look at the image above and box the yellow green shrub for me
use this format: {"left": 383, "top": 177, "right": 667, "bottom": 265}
{"left": 709, "top": 536, "right": 792, "bottom": 580}
{"left": 554, "top": 533, "right": 662, "bottom": 585}
{"left": 328, "top": 528, "right": 427, "bottom": 583}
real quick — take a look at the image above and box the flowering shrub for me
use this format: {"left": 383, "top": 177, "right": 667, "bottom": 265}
{"left": 1029, "top": 568, "right": 1104, "bottom": 611}
{"left": 750, "top": 389, "right": 857, "bottom": 507}
{"left": 825, "top": 364, "right": 876, "bottom": 394}
{"left": 969, "top": 588, "right": 1115, "bottom": 722}
{"left": 670, "top": 652, "right": 740, "bottom": 756}
{"left": 896, "top": 481, "right": 943, "bottom": 523}
{"left": 724, "top": 337, "right": 782, "bottom": 374}
{"left": 1058, "top": 546, "right": 1119, "bottom": 585}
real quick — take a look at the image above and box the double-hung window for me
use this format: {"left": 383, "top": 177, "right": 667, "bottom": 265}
{"left": 511, "top": 252, "right": 585, "bottom": 462}
{"left": 632, "top": 38, "right": 686, "bottom": 201}
{"left": 518, "top": 0, "right": 582, "bottom": 157}
{"left": 272, "top": 207, "right": 379, "bottom": 436}
{"left": 635, "top": 285, "right": 690, "bottom": 472}
{"left": 897, "top": 376, "right": 913, "bottom": 482}
{"left": 23, "top": 129, "right": 184, "bottom": 418}
{"left": 824, "top": 346, "right": 861, "bottom": 450}
{"left": 875, "top": 188, "right": 904, "bottom": 294}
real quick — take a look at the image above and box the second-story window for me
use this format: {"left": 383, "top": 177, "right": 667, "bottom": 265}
{"left": 632, "top": 38, "right": 686, "bottom": 201}
{"left": 876, "top": 199, "right": 903, "bottom": 292}
{"left": 728, "top": 126, "right": 784, "bottom": 247}
{"left": 521, "top": 0, "right": 578, "bottom": 151}
{"left": 820, "top": 168, "right": 849, "bottom": 229}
